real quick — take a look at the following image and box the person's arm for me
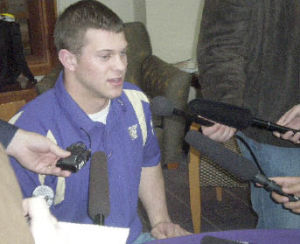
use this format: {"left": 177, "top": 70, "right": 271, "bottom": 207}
{"left": 198, "top": 0, "right": 250, "bottom": 141}
{"left": 270, "top": 177, "right": 300, "bottom": 213}
{"left": 0, "top": 144, "right": 35, "bottom": 244}
{"left": 138, "top": 164, "right": 190, "bottom": 239}
{"left": 0, "top": 120, "right": 70, "bottom": 177}
{"left": 198, "top": 0, "right": 250, "bottom": 105}
{"left": 273, "top": 105, "right": 300, "bottom": 144}
{"left": 7, "top": 128, "right": 71, "bottom": 177}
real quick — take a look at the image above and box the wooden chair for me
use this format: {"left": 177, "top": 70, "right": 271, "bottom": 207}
{"left": 188, "top": 123, "right": 247, "bottom": 233}
{"left": 0, "top": 87, "right": 37, "bottom": 121}
{"left": 0, "top": 100, "right": 27, "bottom": 122}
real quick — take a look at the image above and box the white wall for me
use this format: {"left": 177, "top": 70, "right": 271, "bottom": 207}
{"left": 145, "top": 0, "right": 204, "bottom": 63}
{"left": 133, "top": 0, "right": 146, "bottom": 25}
{"left": 56, "top": 0, "right": 205, "bottom": 63}
{"left": 56, "top": 0, "right": 136, "bottom": 22}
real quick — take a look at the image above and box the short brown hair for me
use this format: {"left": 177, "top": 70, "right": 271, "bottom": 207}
{"left": 54, "top": 0, "right": 124, "bottom": 54}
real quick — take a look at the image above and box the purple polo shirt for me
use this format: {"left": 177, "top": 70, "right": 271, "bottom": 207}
{"left": 10, "top": 73, "right": 161, "bottom": 243}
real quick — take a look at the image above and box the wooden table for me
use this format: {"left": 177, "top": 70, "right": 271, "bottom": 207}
{"left": 0, "top": 86, "right": 37, "bottom": 121}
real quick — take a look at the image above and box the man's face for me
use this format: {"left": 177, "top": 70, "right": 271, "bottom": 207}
{"left": 71, "top": 28, "right": 128, "bottom": 102}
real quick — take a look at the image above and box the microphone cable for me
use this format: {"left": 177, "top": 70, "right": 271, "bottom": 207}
{"left": 80, "top": 127, "right": 92, "bottom": 149}
{"left": 235, "top": 134, "right": 265, "bottom": 176}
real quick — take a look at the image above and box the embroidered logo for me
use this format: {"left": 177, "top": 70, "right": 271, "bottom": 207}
{"left": 128, "top": 124, "right": 138, "bottom": 140}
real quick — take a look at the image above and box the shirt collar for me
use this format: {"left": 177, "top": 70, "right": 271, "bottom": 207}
{"left": 54, "top": 71, "right": 127, "bottom": 132}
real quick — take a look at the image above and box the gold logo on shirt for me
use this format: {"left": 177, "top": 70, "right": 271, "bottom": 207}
{"left": 128, "top": 124, "right": 138, "bottom": 140}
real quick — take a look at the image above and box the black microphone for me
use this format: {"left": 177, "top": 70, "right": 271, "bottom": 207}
{"left": 188, "top": 98, "right": 300, "bottom": 134}
{"left": 88, "top": 151, "right": 110, "bottom": 225}
{"left": 185, "top": 130, "right": 299, "bottom": 202}
{"left": 201, "top": 235, "right": 247, "bottom": 244}
{"left": 151, "top": 96, "right": 213, "bottom": 126}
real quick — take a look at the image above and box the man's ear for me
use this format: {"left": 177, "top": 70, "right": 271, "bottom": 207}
{"left": 58, "top": 49, "right": 78, "bottom": 71}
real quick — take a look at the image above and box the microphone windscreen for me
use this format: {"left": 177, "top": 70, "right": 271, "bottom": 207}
{"left": 88, "top": 151, "right": 110, "bottom": 220}
{"left": 188, "top": 99, "right": 253, "bottom": 129}
{"left": 185, "top": 130, "right": 258, "bottom": 181}
{"left": 151, "top": 96, "right": 174, "bottom": 116}
{"left": 201, "top": 236, "right": 242, "bottom": 244}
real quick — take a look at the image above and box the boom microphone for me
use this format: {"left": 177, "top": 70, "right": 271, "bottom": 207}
{"left": 88, "top": 151, "right": 110, "bottom": 225}
{"left": 201, "top": 236, "right": 245, "bottom": 244}
{"left": 188, "top": 98, "right": 300, "bottom": 134}
{"left": 185, "top": 130, "right": 299, "bottom": 202}
{"left": 151, "top": 96, "right": 213, "bottom": 126}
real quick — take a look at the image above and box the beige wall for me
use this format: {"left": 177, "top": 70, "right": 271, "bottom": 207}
{"left": 56, "top": 0, "right": 204, "bottom": 63}
{"left": 145, "top": 0, "right": 204, "bottom": 63}
{"left": 56, "top": 0, "right": 136, "bottom": 22}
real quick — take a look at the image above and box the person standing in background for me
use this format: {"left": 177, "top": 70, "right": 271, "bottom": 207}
{"left": 197, "top": 0, "right": 300, "bottom": 229}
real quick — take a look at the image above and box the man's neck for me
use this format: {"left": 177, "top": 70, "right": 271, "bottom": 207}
{"left": 80, "top": 98, "right": 110, "bottom": 114}
{"left": 64, "top": 74, "right": 110, "bottom": 114}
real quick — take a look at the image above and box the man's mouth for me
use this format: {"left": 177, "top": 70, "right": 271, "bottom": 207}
{"left": 107, "top": 77, "right": 123, "bottom": 86}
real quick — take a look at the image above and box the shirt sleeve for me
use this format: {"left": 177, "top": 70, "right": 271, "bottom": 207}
{"left": 0, "top": 120, "right": 18, "bottom": 148}
{"left": 197, "top": 0, "right": 251, "bottom": 105}
{"left": 142, "top": 100, "right": 161, "bottom": 167}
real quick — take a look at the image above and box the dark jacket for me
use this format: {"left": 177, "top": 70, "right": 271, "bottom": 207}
{"left": 0, "top": 120, "right": 18, "bottom": 148}
{"left": 197, "top": 0, "right": 300, "bottom": 147}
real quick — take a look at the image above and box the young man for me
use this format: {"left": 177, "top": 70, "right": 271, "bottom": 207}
{"left": 9, "top": 1, "right": 189, "bottom": 243}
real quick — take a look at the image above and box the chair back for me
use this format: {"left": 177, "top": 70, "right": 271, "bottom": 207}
{"left": 124, "top": 22, "right": 152, "bottom": 86}
{"left": 188, "top": 123, "right": 247, "bottom": 233}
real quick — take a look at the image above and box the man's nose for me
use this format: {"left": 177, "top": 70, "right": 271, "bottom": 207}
{"left": 113, "top": 54, "right": 127, "bottom": 71}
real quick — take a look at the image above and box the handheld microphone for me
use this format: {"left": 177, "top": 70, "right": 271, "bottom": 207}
{"left": 188, "top": 98, "right": 300, "bottom": 134}
{"left": 151, "top": 96, "right": 213, "bottom": 126}
{"left": 185, "top": 130, "right": 299, "bottom": 202}
{"left": 88, "top": 151, "right": 110, "bottom": 225}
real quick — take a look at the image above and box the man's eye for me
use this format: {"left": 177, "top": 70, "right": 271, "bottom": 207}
{"left": 120, "top": 51, "right": 127, "bottom": 57}
{"left": 100, "top": 55, "right": 110, "bottom": 60}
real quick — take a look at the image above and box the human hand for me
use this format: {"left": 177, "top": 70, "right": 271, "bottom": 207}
{"left": 201, "top": 123, "right": 236, "bottom": 142}
{"left": 23, "top": 197, "right": 65, "bottom": 244}
{"left": 273, "top": 105, "right": 300, "bottom": 144}
{"left": 151, "top": 221, "right": 191, "bottom": 239}
{"left": 24, "top": 198, "right": 129, "bottom": 244}
{"left": 270, "top": 177, "right": 300, "bottom": 213}
{"left": 7, "top": 129, "right": 71, "bottom": 177}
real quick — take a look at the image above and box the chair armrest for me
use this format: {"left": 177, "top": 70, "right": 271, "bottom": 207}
{"left": 141, "top": 55, "right": 192, "bottom": 109}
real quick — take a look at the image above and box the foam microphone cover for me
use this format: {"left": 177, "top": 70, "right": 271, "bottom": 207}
{"left": 88, "top": 151, "right": 110, "bottom": 220}
{"left": 188, "top": 99, "right": 253, "bottom": 129}
{"left": 151, "top": 96, "right": 174, "bottom": 116}
{"left": 201, "top": 236, "right": 243, "bottom": 244}
{"left": 185, "top": 130, "right": 258, "bottom": 181}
